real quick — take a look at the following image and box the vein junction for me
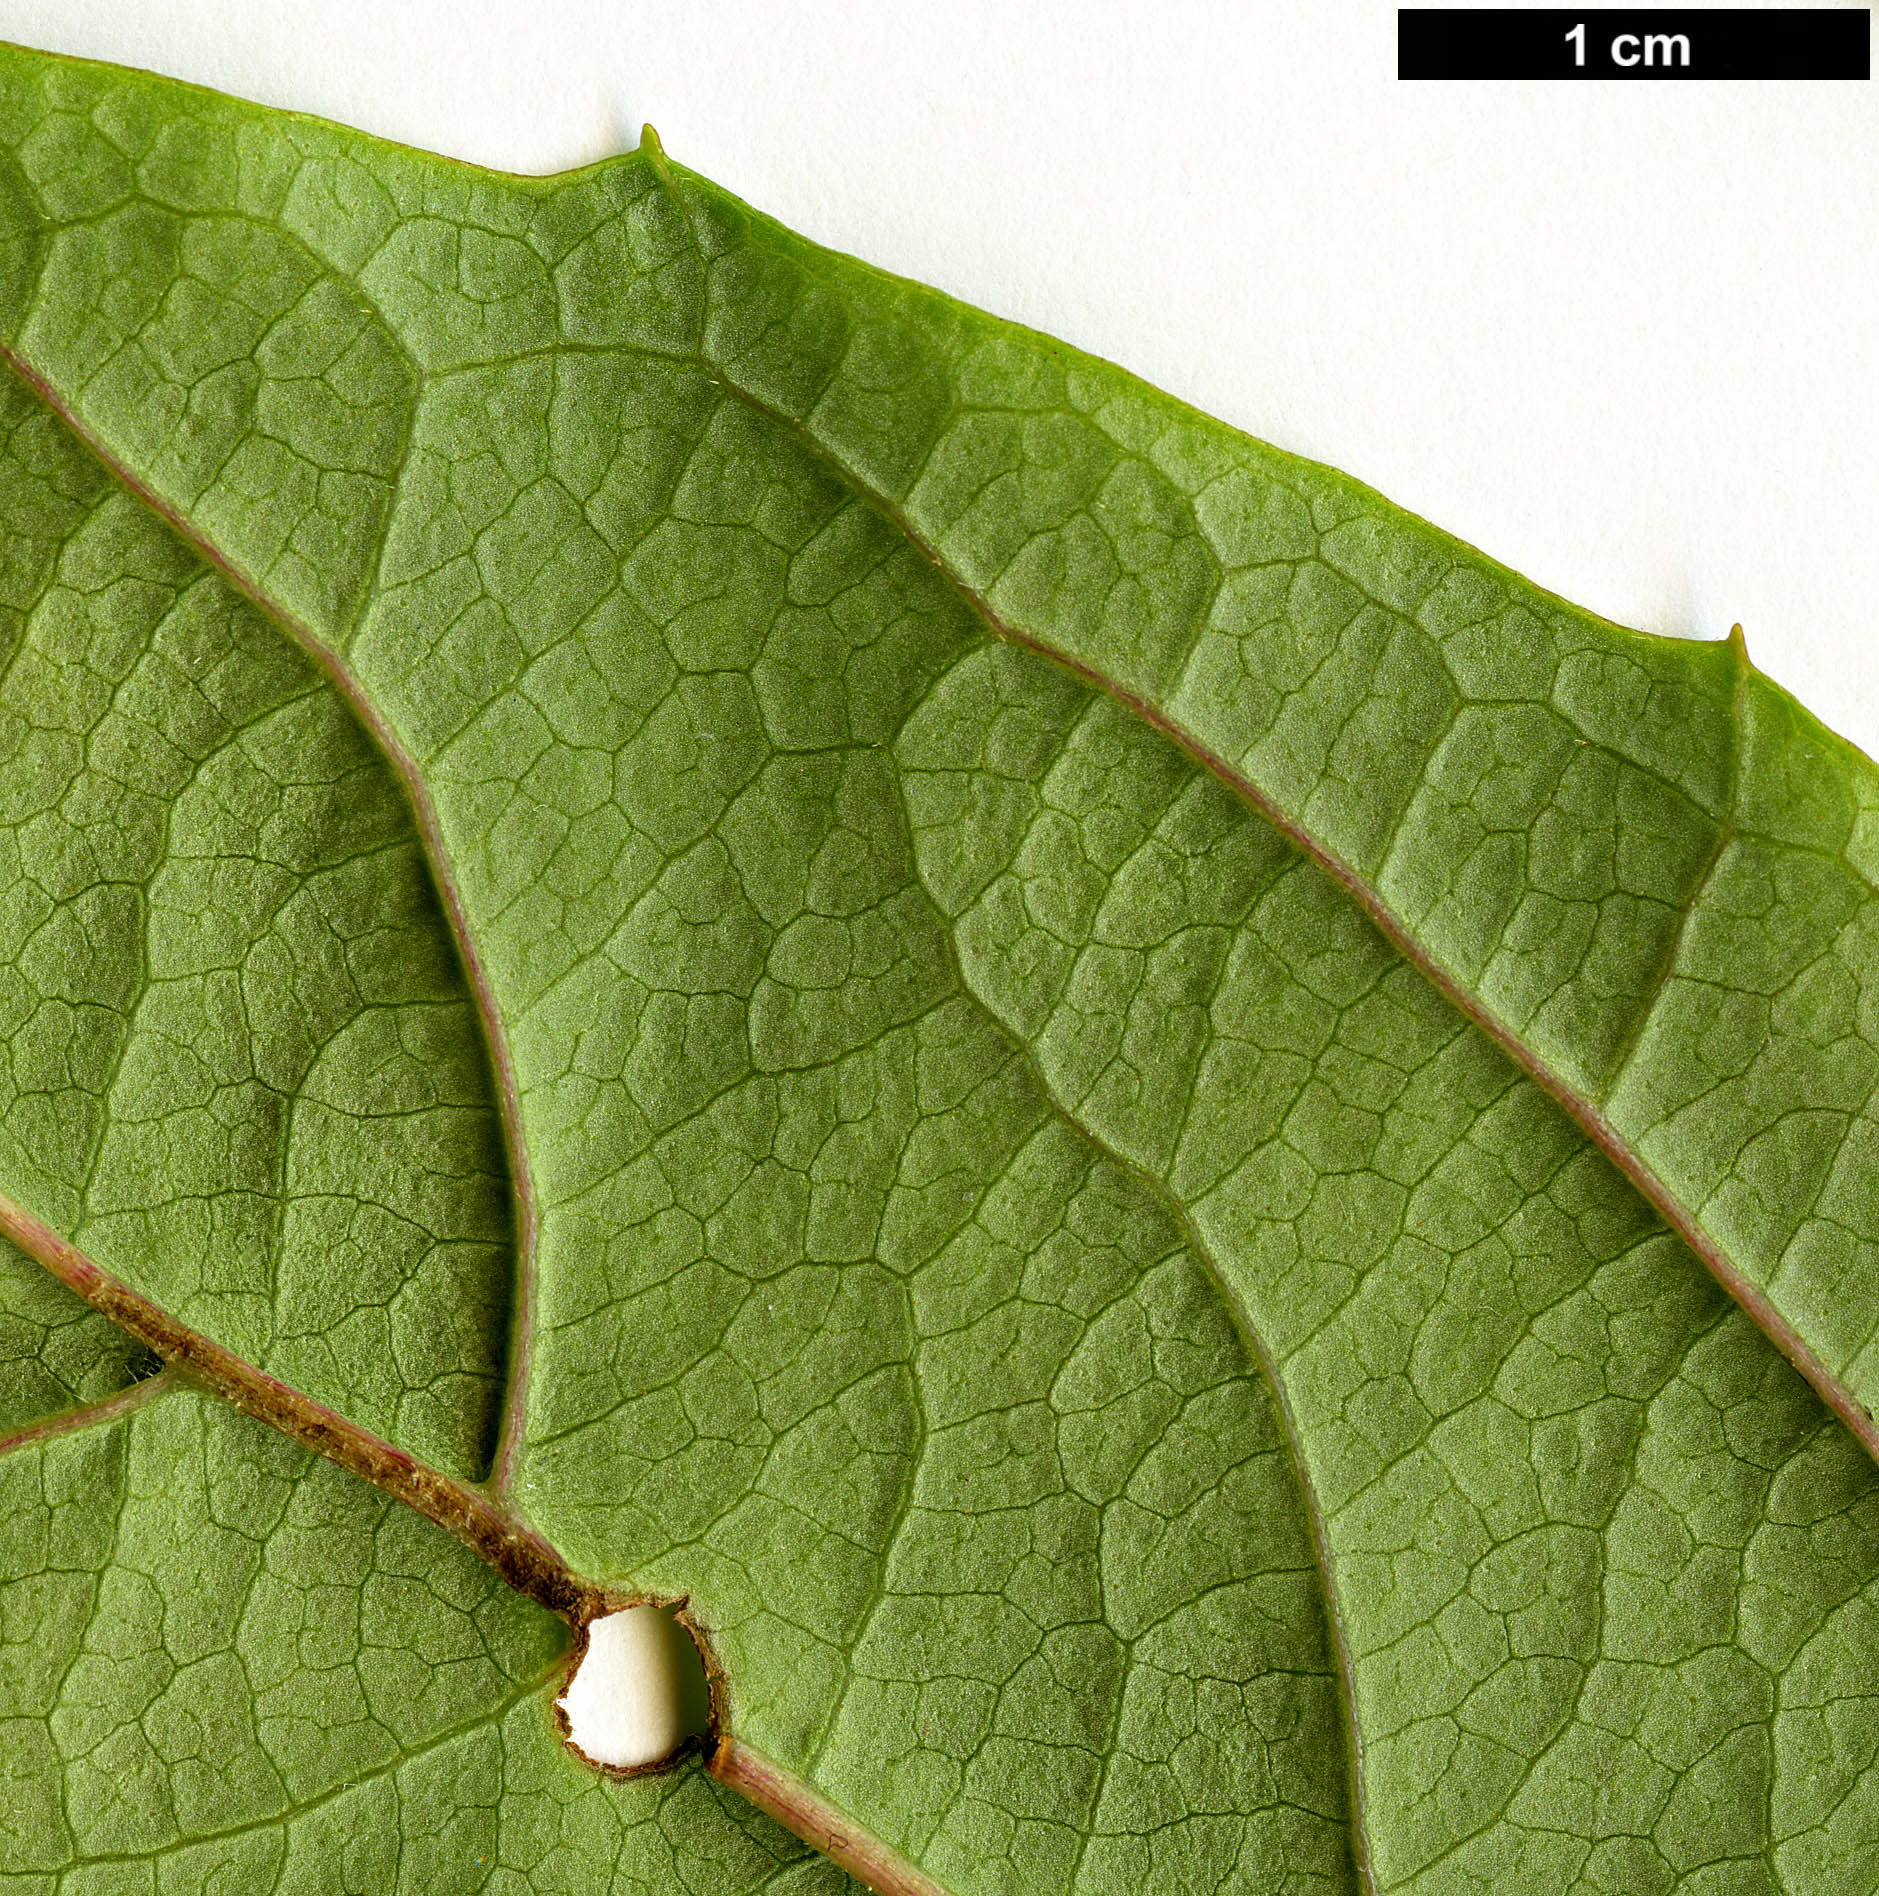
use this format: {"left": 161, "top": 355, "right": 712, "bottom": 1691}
{"left": 0, "top": 49, "right": 1877, "bottom": 1896}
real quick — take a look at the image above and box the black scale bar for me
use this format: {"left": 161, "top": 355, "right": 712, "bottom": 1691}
{"left": 1400, "top": 9, "right": 1869, "bottom": 79}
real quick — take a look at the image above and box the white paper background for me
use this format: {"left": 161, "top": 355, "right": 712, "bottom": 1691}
{"left": 4, "top": 1, "right": 1875, "bottom": 753}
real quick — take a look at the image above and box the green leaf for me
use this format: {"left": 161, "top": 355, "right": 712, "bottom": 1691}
{"left": 0, "top": 39, "right": 1877, "bottom": 1896}
{"left": 0, "top": 1377, "right": 853, "bottom": 1893}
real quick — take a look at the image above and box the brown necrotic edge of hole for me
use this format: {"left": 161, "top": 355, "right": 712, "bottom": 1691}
{"left": 550, "top": 1590, "right": 725, "bottom": 1779}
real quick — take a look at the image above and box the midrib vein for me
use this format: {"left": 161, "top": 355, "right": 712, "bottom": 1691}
{"left": 0, "top": 1182, "right": 591, "bottom": 1617}
{"left": 0, "top": 326, "right": 981, "bottom": 1896}
{"left": 0, "top": 162, "right": 1863, "bottom": 1896}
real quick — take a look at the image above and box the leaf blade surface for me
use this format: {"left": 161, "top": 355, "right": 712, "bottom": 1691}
{"left": 0, "top": 41, "right": 1877, "bottom": 1896}
{"left": 0, "top": 1379, "right": 859, "bottom": 1893}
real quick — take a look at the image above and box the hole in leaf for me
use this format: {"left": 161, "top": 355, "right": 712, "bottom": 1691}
{"left": 555, "top": 1602, "right": 713, "bottom": 1772}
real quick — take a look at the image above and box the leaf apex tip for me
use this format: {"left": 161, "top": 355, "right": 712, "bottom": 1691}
{"left": 1727, "top": 621, "right": 1750, "bottom": 664}
{"left": 638, "top": 122, "right": 680, "bottom": 192}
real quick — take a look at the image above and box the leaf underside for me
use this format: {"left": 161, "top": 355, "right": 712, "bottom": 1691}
{"left": 1, "top": 41, "right": 1878, "bottom": 1896}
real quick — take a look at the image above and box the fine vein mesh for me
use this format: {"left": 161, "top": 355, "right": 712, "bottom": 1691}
{"left": 0, "top": 1384, "right": 865, "bottom": 1894}
{"left": 0, "top": 43, "right": 1877, "bottom": 1896}
{"left": 0, "top": 360, "right": 515, "bottom": 1477}
{"left": 899, "top": 645, "right": 1879, "bottom": 1891}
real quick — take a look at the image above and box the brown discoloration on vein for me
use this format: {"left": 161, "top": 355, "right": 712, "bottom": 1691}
{"left": 708, "top": 1739, "right": 950, "bottom": 1896}
{"left": 0, "top": 1194, "right": 948, "bottom": 1883}
{"left": 0, "top": 340, "right": 544, "bottom": 1498}
{"left": 0, "top": 1187, "right": 591, "bottom": 1623}
{"left": 4, "top": 115, "right": 1849, "bottom": 1896}
{"left": 0, "top": 324, "right": 953, "bottom": 1894}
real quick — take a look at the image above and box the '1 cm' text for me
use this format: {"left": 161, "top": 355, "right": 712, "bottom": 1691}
{"left": 1565, "top": 23, "right": 1692, "bottom": 67}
